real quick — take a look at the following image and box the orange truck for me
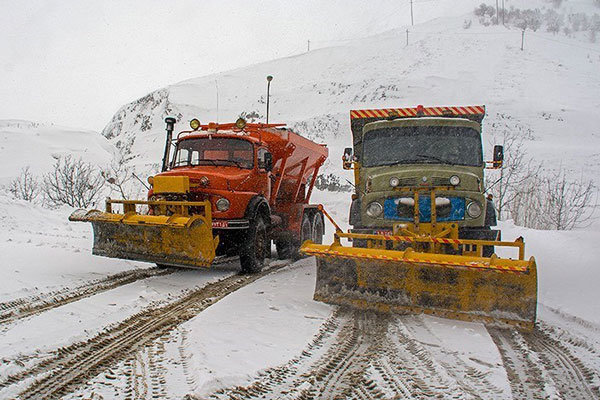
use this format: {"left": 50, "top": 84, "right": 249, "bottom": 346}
{"left": 70, "top": 117, "right": 328, "bottom": 273}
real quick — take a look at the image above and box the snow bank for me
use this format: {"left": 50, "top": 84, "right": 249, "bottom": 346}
{"left": 499, "top": 220, "right": 600, "bottom": 326}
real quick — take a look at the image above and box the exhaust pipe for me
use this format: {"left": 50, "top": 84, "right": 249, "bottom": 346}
{"left": 162, "top": 117, "right": 176, "bottom": 172}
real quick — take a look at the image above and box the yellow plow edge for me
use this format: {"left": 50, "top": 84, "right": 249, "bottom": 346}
{"left": 70, "top": 199, "right": 218, "bottom": 268}
{"left": 300, "top": 207, "right": 537, "bottom": 331}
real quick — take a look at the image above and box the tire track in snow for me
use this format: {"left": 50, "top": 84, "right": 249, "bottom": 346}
{"left": 0, "top": 262, "right": 289, "bottom": 400}
{"left": 488, "top": 327, "right": 547, "bottom": 400}
{"left": 0, "top": 266, "right": 176, "bottom": 325}
{"left": 490, "top": 326, "right": 599, "bottom": 400}
{"left": 399, "top": 315, "right": 508, "bottom": 399}
{"left": 524, "top": 329, "right": 599, "bottom": 400}
{"left": 208, "top": 310, "right": 451, "bottom": 399}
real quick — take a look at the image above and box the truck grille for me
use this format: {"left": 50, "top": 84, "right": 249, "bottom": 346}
{"left": 384, "top": 196, "right": 465, "bottom": 222}
{"left": 431, "top": 177, "right": 451, "bottom": 186}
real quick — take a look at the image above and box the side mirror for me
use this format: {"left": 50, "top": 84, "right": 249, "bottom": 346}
{"left": 342, "top": 147, "right": 353, "bottom": 170}
{"left": 264, "top": 152, "right": 273, "bottom": 172}
{"left": 493, "top": 145, "right": 504, "bottom": 167}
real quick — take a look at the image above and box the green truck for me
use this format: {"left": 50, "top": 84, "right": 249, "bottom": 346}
{"left": 344, "top": 105, "right": 502, "bottom": 256}
{"left": 301, "top": 105, "right": 538, "bottom": 330}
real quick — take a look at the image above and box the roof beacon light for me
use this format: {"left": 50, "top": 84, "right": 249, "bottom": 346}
{"left": 416, "top": 105, "right": 425, "bottom": 116}
{"left": 235, "top": 117, "right": 247, "bottom": 130}
{"left": 190, "top": 119, "right": 201, "bottom": 130}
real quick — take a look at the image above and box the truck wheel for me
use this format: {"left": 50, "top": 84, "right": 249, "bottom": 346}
{"left": 296, "top": 213, "right": 313, "bottom": 259}
{"left": 240, "top": 216, "right": 267, "bottom": 273}
{"left": 300, "top": 213, "right": 312, "bottom": 244}
{"left": 276, "top": 213, "right": 313, "bottom": 260}
{"left": 311, "top": 212, "right": 324, "bottom": 244}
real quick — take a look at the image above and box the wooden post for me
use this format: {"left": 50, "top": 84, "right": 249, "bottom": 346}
{"left": 406, "top": 29, "right": 409, "bottom": 46}
{"left": 521, "top": 29, "right": 525, "bottom": 51}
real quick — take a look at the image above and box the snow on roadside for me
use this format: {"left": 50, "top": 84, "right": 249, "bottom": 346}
{"left": 0, "top": 193, "right": 153, "bottom": 302}
{"left": 499, "top": 220, "right": 600, "bottom": 326}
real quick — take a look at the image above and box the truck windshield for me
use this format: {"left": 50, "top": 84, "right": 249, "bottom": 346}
{"left": 362, "top": 126, "right": 483, "bottom": 167}
{"left": 172, "top": 137, "right": 254, "bottom": 169}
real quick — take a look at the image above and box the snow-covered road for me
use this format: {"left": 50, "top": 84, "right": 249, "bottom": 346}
{"left": 1, "top": 194, "right": 600, "bottom": 399}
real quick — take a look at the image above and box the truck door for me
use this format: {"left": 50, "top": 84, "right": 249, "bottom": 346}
{"left": 257, "top": 147, "right": 272, "bottom": 199}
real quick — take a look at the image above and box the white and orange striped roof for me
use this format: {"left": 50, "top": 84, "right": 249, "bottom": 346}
{"left": 350, "top": 105, "right": 485, "bottom": 120}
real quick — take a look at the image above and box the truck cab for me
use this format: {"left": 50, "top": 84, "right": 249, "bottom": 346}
{"left": 345, "top": 106, "right": 502, "bottom": 253}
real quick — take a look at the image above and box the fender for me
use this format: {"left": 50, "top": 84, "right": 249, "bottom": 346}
{"left": 245, "top": 195, "right": 271, "bottom": 223}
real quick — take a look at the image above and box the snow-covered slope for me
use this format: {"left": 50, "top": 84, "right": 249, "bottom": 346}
{"left": 0, "top": 120, "right": 115, "bottom": 186}
{"left": 102, "top": 3, "right": 600, "bottom": 190}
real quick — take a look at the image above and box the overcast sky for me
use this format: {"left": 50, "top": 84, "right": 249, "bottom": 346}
{"left": 0, "top": 0, "right": 481, "bottom": 131}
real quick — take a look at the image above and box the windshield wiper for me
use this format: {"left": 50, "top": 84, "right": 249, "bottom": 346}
{"left": 415, "top": 154, "right": 448, "bottom": 164}
{"left": 211, "top": 159, "right": 245, "bottom": 168}
{"left": 193, "top": 160, "right": 218, "bottom": 167}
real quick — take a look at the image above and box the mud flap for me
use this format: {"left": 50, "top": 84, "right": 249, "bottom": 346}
{"left": 71, "top": 210, "right": 218, "bottom": 268}
{"left": 303, "top": 241, "right": 537, "bottom": 330}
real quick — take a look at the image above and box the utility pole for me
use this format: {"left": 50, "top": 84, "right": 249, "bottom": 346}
{"left": 266, "top": 75, "right": 273, "bottom": 124}
{"left": 410, "top": 0, "right": 414, "bottom": 26}
{"left": 307, "top": 39, "right": 310, "bottom": 52}
{"left": 502, "top": 0, "right": 505, "bottom": 25}
{"left": 406, "top": 29, "right": 409, "bottom": 46}
{"left": 521, "top": 29, "right": 525, "bottom": 51}
{"left": 496, "top": 0, "right": 499, "bottom": 25}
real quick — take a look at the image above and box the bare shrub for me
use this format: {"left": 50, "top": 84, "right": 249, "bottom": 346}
{"left": 475, "top": 4, "right": 495, "bottom": 18}
{"left": 539, "top": 169, "right": 597, "bottom": 230}
{"left": 508, "top": 168, "right": 596, "bottom": 230}
{"left": 42, "top": 156, "right": 105, "bottom": 208}
{"left": 315, "top": 173, "right": 352, "bottom": 192}
{"left": 545, "top": 9, "right": 563, "bottom": 33}
{"left": 486, "top": 115, "right": 538, "bottom": 220}
{"left": 9, "top": 166, "right": 40, "bottom": 202}
{"left": 102, "top": 155, "right": 135, "bottom": 200}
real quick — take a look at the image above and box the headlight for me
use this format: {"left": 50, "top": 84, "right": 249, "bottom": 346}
{"left": 389, "top": 177, "right": 400, "bottom": 187}
{"left": 216, "top": 198, "right": 230, "bottom": 212}
{"left": 366, "top": 201, "right": 383, "bottom": 218}
{"left": 450, "top": 175, "right": 460, "bottom": 186}
{"left": 466, "top": 201, "right": 482, "bottom": 218}
{"left": 190, "top": 118, "right": 201, "bottom": 130}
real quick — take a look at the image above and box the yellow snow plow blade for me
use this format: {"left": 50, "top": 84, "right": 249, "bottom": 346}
{"left": 70, "top": 199, "right": 218, "bottom": 268}
{"left": 301, "top": 210, "right": 537, "bottom": 330}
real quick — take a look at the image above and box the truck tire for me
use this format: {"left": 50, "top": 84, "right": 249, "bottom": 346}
{"left": 311, "top": 211, "right": 324, "bottom": 244}
{"left": 275, "top": 212, "right": 313, "bottom": 260}
{"left": 296, "top": 212, "right": 312, "bottom": 259}
{"left": 240, "top": 216, "right": 267, "bottom": 273}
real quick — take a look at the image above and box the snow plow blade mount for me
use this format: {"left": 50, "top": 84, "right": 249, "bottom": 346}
{"left": 69, "top": 199, "right": 218, "bottom": 268}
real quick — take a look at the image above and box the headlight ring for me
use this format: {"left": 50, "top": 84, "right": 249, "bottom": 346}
{"left": 366, "top": 201, "right": 383, "bottom": 218}
{"left": 466, "top": 201, "right": 482, "bottom": 218}
{"left": 216, "top": 198, "right": 230, "bottom": 212}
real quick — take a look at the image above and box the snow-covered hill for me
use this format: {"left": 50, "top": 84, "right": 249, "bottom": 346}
{"left": 0, "top": 120, "right": 115, "bottom": 186}
{"left": 102, "top": 2, "right": 600, "bottom": 192}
